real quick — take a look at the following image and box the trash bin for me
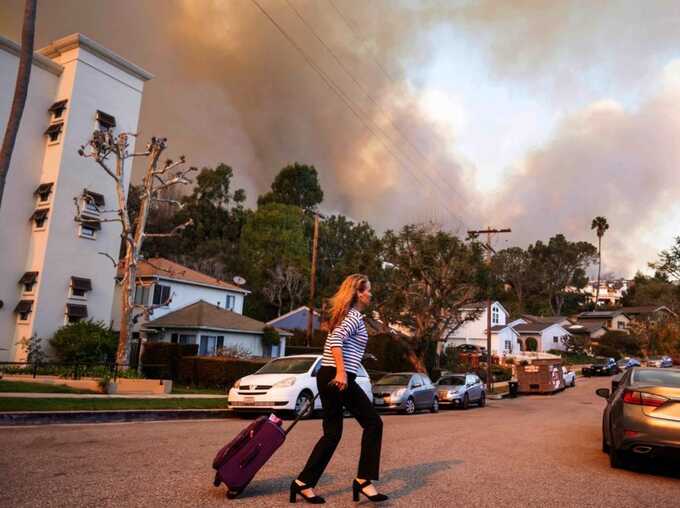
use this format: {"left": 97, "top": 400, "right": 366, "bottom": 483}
{"left": 508, "top": 380, "right": 519, "bottom": 398}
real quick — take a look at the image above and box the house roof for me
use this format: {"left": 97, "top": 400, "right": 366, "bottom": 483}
{"left": 490, "top": 325, "right": 520, "bottom": 335}
{"left": 461, "top": 301, "right": 510, "bottom": 316}
{"left": 512, "top": 322, "right": 556, "bottom": 333}
{"left": 520, "top": 314, "right": 570, "bottom": 325}
{"left": 267, "top": 306, "right": 321, "bottom": 331}
{"left": 578, "top": 310, "right": 628, "bottom": 319}
{"left": 567, "top": 321, "right": 606, "bottom": 334}
{"left": 124, "top": 258, "right": 249, "bottom": 294}
{"left": 144, "top": 300, "right": 290, "bottom": 335}
{"left": 619, "top": 305, "right": 677, "bottom": 317}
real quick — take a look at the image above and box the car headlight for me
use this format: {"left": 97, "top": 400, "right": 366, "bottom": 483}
{"left": 273, "top": 377, "right": 296, "bottom": 388}
{"left": 391, "top": 388, "right": 407, "bottom": 400}
{"left": 233, "top": 378, "right": 241, "bottom": 389}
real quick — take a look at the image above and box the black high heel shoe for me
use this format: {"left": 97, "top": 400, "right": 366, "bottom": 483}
{"left": 290, "top": 481, "right": 325, "bottom": 504}
{"left": 352, "top": 479, "right": 388, "bottom": 503}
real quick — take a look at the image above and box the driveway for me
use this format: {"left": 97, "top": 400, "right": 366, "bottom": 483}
{"left": 1, "top": 377, "right": 678, "bottom": 507}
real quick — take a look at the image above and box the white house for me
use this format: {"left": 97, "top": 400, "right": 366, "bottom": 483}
{"left": 143, "top": 300, "right": 290, "bottom": 358}
{"left": 111, "top": 257, "right": 250, "bottom": 334}
{"left": 442, "top": 301, "right": 511, "bottom": 355}
{"left": 0, "top": 33, "right": 151, "bottom": 361}
{"left": 509, "top": 321, "right": 572, "bottom": 353}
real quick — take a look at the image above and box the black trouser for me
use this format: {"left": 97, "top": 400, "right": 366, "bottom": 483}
{"left": 298, "top": 366, "right": 383, "bottom": 487}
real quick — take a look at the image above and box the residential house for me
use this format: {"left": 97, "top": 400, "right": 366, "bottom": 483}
{"left": 143, "top": 300, "right": 291, "bottom": 358}
{"left": 619, "top": 305, "right": 677, "bottom": 321}
{"left": 111, "top": 258, "right": 250, "bottom": 335}
{"left": 0, "top": 33, "right": 151, "bottom": 361}
{"left": 267, "top": 306, "right": 321, "bottom": 333}
{"left": 565, "top": 322, "right": 608, "bottom": 344}
{"left": 509, "top": 321, "right": 572, "bottom": 353}
{"left": 442, "top": 301, "right": 511, "bottom": 355}
{"left": 577, "top": 310, "right": 631, "bottom": 333}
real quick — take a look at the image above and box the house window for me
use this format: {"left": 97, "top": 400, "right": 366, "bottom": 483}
{"left": 79, "top": 219, "right": 101, "bottom": 239}
{"left": 504, "top": 340, "right": 512, "bottom": 352}
{"left": 492, "top": 306, "right": 500, "bottom": 325}
{"left": 179, "top": 334, "right": 196, "bottom": 345}
{"left": 14, "top": 300, "right": 34, "bottom": 322}
{"left": 96, "top": 110, "right": 116, "bottom": 131}
{"left": 48, "top": 99, "right": 67, "bottom": 120}
{"left": 152, "top": 284, "right": 171, "bottom": 305}
{"left": 31, "top": 208, "right": 49, "bottom": 229}
{"left": 65, "top": 303, "right": 88, "bottom": 324}
{"left": 81, "top": 189, "right": 105, "bottom": 216}
{"left": 199, "top": 335, "right": 223, "bottom": 356}
{"left": 18, "top": 272, "right": 39, "bottom": 293}
{"left": 171, "top": 333, "right": 179, "bottom": 344}
{"left": 69, "top": 277, "right": 92, "bottom": 299}
{"left": 617, "top": 321, "right": 627, "bottom": 330}
{"left": 553, "top": 336, "right": 559, "bottom": 344}
{"left": 34, "top": 183, "right": 54, "bottom": 204}
{"left": 44, "top": 122, "right": 64, "bottom": 143}
{"left": 225, "top": 294, "right": 236, "bottom": 311}
{"left": 134, "top": 285, "right": 151, "bottom": 305}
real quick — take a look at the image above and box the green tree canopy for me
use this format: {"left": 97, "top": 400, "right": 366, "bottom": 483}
{"left": 257, "top": 163, "right": 323, "bottom": 210}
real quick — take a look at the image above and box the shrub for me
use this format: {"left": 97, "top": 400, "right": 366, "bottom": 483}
{"left": 141, "top": 342, "right": 198, "bottom": 380}
{"left": 15, "top": 334, "right": 48, "bottom": 364}
{"left": 593, "top": 331, "right": 642, "bottom": 358}
{"left": 50, "top": 320, "right": 118, "bottom": 364}
{"left": 178, "top": 356, "right": 267, "bottom": 389}
{"left": 261, "top": 326, "right": 281, "bottom": 347}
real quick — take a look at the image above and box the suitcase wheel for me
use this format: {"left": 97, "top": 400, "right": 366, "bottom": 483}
{"left": 226, "top": 489, "right": 242, "bottom": 499}
{"left": 213, "top": 472, "right": 221, "bottom": 487}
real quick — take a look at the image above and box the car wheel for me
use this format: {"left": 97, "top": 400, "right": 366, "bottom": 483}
{"left": 430, "top": 397, "right": 439, "bottom": 413}
{"left": 478, "top": 392, "right": 486, "bottom": 407}
{"left": 294, "top": 391, "right": 314, "bottom": 419}
{"left": 609, "top": 446, "right": 628, "bottom": 469}
{"left": 461, "top": 393, "right": 470, "bottom": 410}
{"left": 403, "top": 397, "right": 416, "bottom": 415}
{"left": 571, "top": 378, "right": 576, "bottom": 387}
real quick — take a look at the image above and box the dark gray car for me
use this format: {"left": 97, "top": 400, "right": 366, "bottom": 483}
{"left": 436, "top": 373, "right": 486, "bottom": 409}
{"left": 372, "top": 372, "right": 439, "bottom": 414}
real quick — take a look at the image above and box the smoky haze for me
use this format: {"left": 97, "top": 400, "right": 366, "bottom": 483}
{"left": 1, "top": 0, "right": 679, "bottom": 276}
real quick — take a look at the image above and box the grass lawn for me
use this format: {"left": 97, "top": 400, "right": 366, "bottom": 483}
{"left": 171, "top": 385, "right": 225, "bottom": 395}
{"left": 0, "top": 380, "right": 98, "bottom": 394}
{"left": 0, "top": 397, "right": 229, "bottom": 412}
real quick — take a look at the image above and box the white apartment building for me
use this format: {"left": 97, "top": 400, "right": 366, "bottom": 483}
{"left": 0, "top": 33, "right": 152, "bottom": 362}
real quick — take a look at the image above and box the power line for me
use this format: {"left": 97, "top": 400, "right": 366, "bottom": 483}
{"left": 249, "top": 0, "right": 467, "bottom": 229}
{"left": 286, "top": 0, "right": 472, "bottom": 213}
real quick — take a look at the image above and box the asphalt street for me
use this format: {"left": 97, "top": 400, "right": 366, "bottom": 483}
{"left": 1, "top": 376, "right": 678, "bottom": 507}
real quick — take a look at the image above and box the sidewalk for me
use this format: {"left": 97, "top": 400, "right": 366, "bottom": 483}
{"left": 0, "top": 392, "right": 227, "bottom": 399}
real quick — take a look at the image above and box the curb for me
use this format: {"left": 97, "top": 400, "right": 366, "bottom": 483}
{"left": 0, "top": 409, "right": 232, "bottom": 426}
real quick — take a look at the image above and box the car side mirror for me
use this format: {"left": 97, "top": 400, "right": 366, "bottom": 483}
{"left": 595, "top": 388, "right": 610, "bottom": 399}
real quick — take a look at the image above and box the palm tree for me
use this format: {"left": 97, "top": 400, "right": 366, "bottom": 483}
{"left": 591, "top": 216, "right": 609, "bottom": 307}
{"left": 0, "top": 0, "right": 38, "bottom": 210}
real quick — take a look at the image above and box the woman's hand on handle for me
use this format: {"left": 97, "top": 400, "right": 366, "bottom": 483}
{"left": 330, "top": 346, "right": 348, "bottom": 391}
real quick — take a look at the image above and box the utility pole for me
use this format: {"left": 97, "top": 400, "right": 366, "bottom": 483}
{"left": 306, "top": 212, "right": 320, "bottom": 346}
{"left": 467, "top": 227, "right": 511, "bottom": 393}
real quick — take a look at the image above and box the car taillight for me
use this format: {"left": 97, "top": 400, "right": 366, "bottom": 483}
{"left": 623, "top": 389, "right": 667, "bottom": 408}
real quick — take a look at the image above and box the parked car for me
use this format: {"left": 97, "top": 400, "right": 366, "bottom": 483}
{"left": 645, "top": 356, "right": 673, "bottom": 368}
{"left": 372, "top": 372, "right": 438, "bottom": 414}
{"left": 596, "top": 367, "right": 680, "bottom": 468}
{"left": 436, "top": 373, "right": 486, "bottom": 408}
{"left": 582, "top": 357, "right": 619, "bottom": 377}
{"left": 617, "top": 357, "right": 641, "bottom": 370}
{"left": 562, "top": 366, "right": 576, "bottom": 388}
{"left": 455, "top": 344, "right": 479, "bottom": 353}
{"left": 227, "top": 355, "right": 373, "bottom": 417}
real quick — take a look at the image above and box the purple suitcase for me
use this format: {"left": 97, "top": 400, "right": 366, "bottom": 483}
{"left": 212, "top": 395, "right": 318, "bottom": 499}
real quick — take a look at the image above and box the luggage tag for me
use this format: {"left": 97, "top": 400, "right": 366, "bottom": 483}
{"left": 268, "top": 413, "right": 283, "bottom": 426}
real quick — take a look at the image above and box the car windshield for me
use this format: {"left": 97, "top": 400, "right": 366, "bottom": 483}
{"left": 375, "top": 374, "right": 411, "bottom": 386}
{"left": 632, "top": 369, "right": 680, "bottom": 387}
{"left": 438, "top": 376, "right": 465, "bottom": 386}
{"left": 256, "top": 357, "right": 316, "bottom": 374}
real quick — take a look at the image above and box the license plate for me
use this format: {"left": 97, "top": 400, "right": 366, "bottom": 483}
{"left": 242, "top": 396, "right": 255, "bottom": 405}
{"left": 374, "top": 398, "right": 384, "bottom": 405}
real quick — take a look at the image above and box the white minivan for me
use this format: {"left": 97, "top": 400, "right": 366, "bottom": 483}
{"left": 227, "top": 355, "right": 373, "bottom": 417}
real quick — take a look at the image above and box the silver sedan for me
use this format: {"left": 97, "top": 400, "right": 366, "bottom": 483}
{"left": 436, "top": 373, "right": 486, "bottom": 409}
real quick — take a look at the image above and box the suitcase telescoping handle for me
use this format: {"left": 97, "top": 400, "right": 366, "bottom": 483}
{"left": 284, "top": 392, "right": 321, "bottom": 436}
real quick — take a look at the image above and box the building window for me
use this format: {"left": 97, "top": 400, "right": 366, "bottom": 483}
{"left": 504, "top": 340, "right": 512, "bottom": 352}
{"left": 69, "top": 277, "right": 92, "bottom": 299}
{"left": 199, "top": 335, "right": 223, "bottom": 356}
{"left": 617, "top": 321, "right": 627, "bottom": 330}
{"left": 80, "top": 189, "right": 105, "bottom": 216}
{"left": 152, "top": 284, "right": 171, "bottom": 305}
{"left": 31, "top": 208, "right": 49, "bottom": 229}
{"left": 79, "top": 219, "right": 101, "bottom": 239}
{"left": 65, "top": 303, "right": 88, "bottom": 324}
{"left": 14, "top": 300, "right": 34, "bottom": 322}
{"left": 225, "top": 294, "right": 236, "bottom": 311}
{"left": 134, "top": 285, "right": 151, "bottom": 305}
{"left": 48, "top": 99, "right": 68, "bottom": 120}
{"left": 491, "top": 306, "right": 500, "bottom": 325}
{"left": 44, "top": 122, "right": 64, "bottom": 144}
{"left": 96, "top": 110, "right": 116, "bottom": 131}
{"left": 171, "top": 333, "right": 179, "bottom": 344}
{"left": 553, "top": 336, "right": 559, "bottom": 344}
{"left": 34, "top": 183, "right": 54, "bottom": 204}
{"left": 179, "top": 334, "right": 195, "bottom": 345}
{"left": 18, "top": 271, "right": 39, "bottom": 293}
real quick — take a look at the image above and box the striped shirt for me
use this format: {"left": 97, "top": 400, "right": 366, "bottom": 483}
{"left": 321, "top": 308, "right": 368, "bottom": 374}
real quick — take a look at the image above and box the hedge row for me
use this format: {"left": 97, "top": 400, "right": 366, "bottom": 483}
{"left": 141, "top": 342, "right": 198, "bottom": 380}
{"left": 178, "top": 356, "right": 268, "bottom": 389}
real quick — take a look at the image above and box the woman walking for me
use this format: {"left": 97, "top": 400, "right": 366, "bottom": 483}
{"left": 290, "top": 274, "right": 388, "bottom": 504}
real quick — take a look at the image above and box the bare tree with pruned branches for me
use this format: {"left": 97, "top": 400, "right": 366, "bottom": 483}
{"left": 78, "top": 129, "right": 196, "bottom": 364}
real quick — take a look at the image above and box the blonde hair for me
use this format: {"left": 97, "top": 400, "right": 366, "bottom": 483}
{"left": 324, "top": 274, "right": 370, "bottom": 333}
